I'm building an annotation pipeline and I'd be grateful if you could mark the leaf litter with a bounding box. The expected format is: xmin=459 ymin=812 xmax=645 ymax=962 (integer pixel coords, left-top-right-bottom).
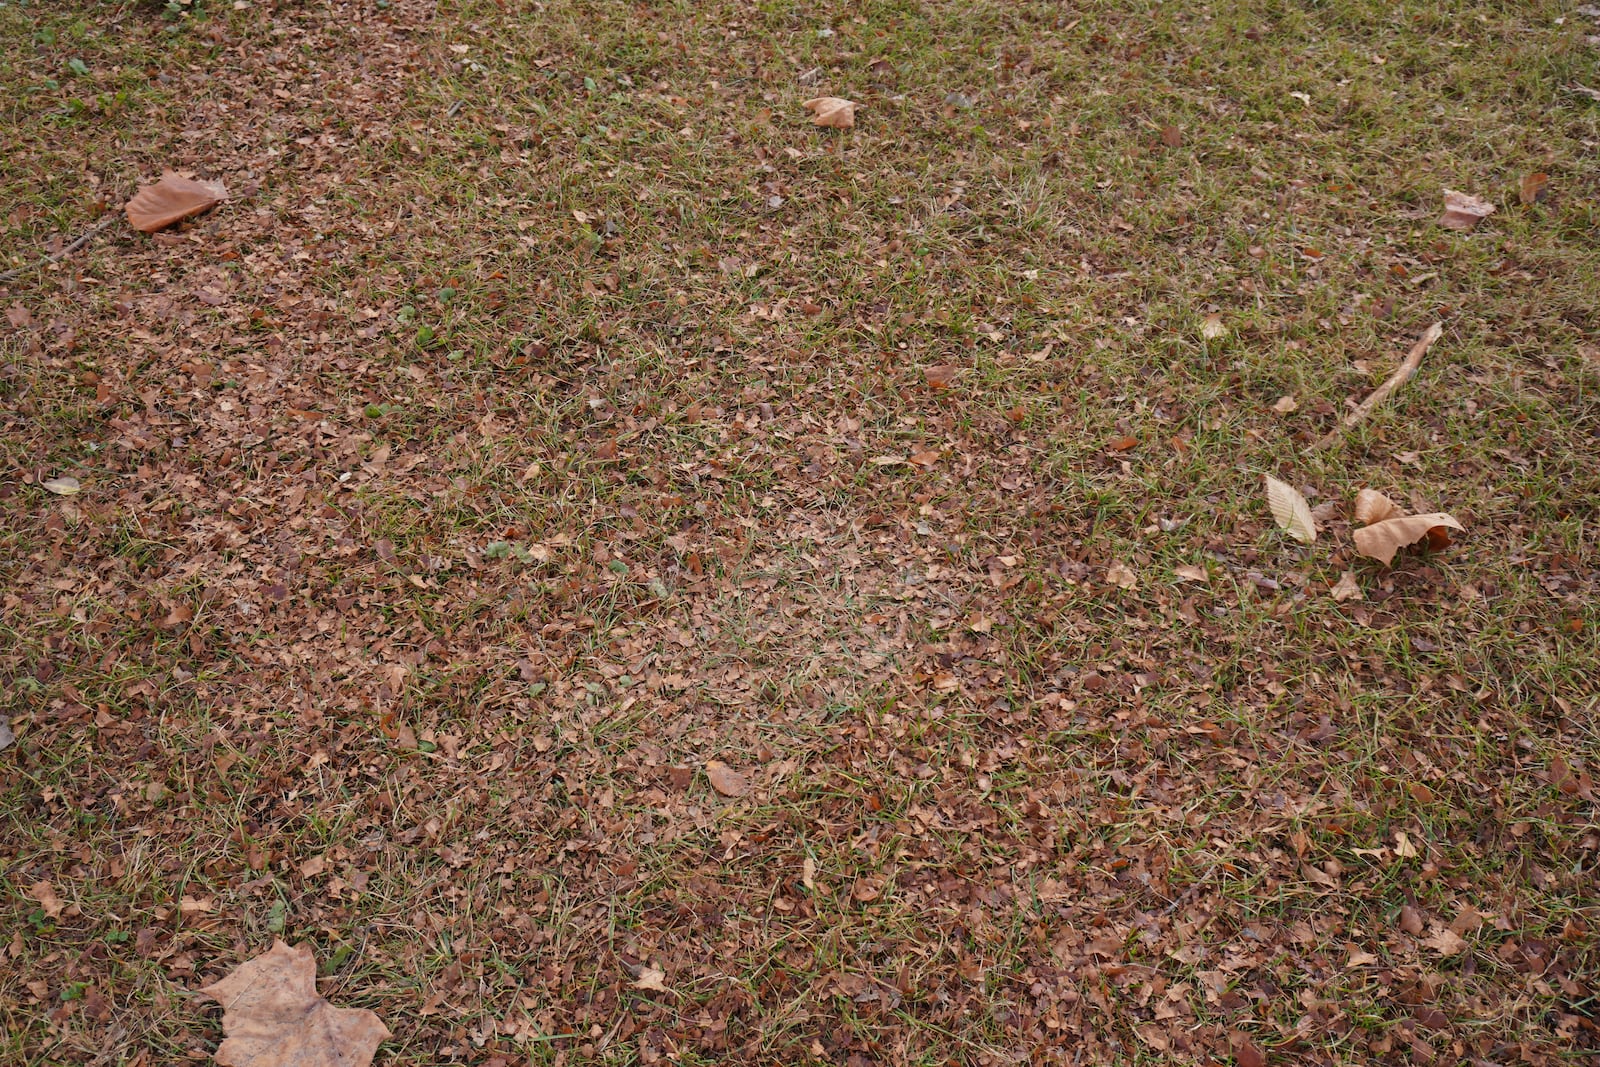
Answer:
xmin=2 ymin=2 xmax=1596 ymax=1066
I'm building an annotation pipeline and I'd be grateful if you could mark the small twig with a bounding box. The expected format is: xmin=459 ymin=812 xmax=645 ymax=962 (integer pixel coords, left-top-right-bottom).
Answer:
xmin=0 ymin=214 xmax=121 ymax=285
xmin=1309 ymin=322 xmax=1443 ymax=452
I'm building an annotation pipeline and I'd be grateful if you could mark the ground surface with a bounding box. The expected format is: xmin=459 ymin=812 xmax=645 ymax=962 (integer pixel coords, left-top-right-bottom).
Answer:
xmin=3 ymin=1 xmax=1599 ymax=1064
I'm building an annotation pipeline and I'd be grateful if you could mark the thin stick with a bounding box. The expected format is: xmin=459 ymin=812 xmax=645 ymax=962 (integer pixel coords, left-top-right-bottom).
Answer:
xmin=0 ymin=214 xmax=121 ymax=285
xmin=1309 ymin=322 xmax=1443 ymax=452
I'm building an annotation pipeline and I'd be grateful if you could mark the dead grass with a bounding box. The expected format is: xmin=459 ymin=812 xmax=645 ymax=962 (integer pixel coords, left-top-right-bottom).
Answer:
xmin=3 ymin=0 xmax=1599 ymax=1064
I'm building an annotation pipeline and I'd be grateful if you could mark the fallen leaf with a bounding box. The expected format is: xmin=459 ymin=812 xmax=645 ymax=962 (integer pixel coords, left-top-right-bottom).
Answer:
xmin=1330 ymin=571 xmax=1362 ymax=602
xmin=1105 ymin=561 xmax=1138 ymax=590
xmin=29 ymin=881 xmax=64 ymax=919
xmin=1230 ymin=1032 xmax=1267 ymax=1067
xmin=801 ymin=855 xmax=816 ymax=890
xmin=1199 ymin=313 xmax=1227 ymax=340
xmin=1438 ymin=189 xmax=1495 ymax=232
xmin=1160 ymin=124 xmax=1182 ymax=147
xmin=633 ymin=964 xmax=669 ymax=992
xmin=1346 ymin=947 xmax=1380 ymax=968
xmin=126 ymin=172 xmax=229 ymax=234
xmin=1353 ymin=513 xmax=1464 ymax=566
xmin=802 ymin=96 xmax=859 ymax=128
xmin=1394 ymin=830 xmax=1419 ymax=858
xmin=42 ymin=476 xmax=81 ymax=496
xmin=1106 ymin=435 xmax=1138 ymax=452
xmin=1519 ymin=172 xmax=1549 ymax=206
xmin=1173 ymin=563 xmax=1208 ymax=583
xmin=199 ymin=940 xmax=389 ymax=1067
xmin=923 ymin=365 xmax=958 ymax=390
xmin=1423 ymin=926 xmax=1468 ymax=956
xmin=1353 ymin=488 xmax=1400 ymax=526
xmin=1398 ymin=905 xmax=1425 ymax=936
xmin=1271 ymin=395 xmax=1298 ymax=414
xmin=705 ymin=760 xmax=750 ymax=797
xmin=907 ymin=449 xmax=941 ymax=467
xmin=1264 ymin=475 xmax=1317 ymax=543
xmin=5 ymin=305 xmax=32 ymax=329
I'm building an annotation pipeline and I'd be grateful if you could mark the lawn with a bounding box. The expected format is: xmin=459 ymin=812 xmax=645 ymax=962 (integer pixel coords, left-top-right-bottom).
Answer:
xmin=2 ymin=0 xmax=1598 ymax=1064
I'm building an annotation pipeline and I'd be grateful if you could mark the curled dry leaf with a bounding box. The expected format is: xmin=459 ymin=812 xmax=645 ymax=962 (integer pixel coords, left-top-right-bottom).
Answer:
xmin=29 ymin=881 xmax=65 ymax=919
xmin=1105 ymin=561 xmax=1138 ymax=590
xmin=1199 ymin=313 xmax=1227 ymax=340
xmin=1353 ymin=489 xmax=1400 ymax=526
xmin=1519 ymin=172 xmax=1549 ymax=206
xmin=1264 ymin=475 xmax=1317 ymax=544
xmin=42 ymin=475 xmax=82 ymax=496
xmin=1330 ymin=571 xmax=1363 ymax=602
xmin=1353 ymin=513 xmax=1464 ymax=566
xmin=632 ymin=964 xmax=669 ymax=992
xmin=1438 ymin=189 xmax=1496 ymax=232
xmin=704 ymin=760 xmax=750 ymax=797
xmin=1271 ymin=395 xmax=1298 ymax=414
xmin=1423 ymin=926 xmax=1469 ymax=956
xmin=802 ymin=96 xmax=859 ymax=128
xmin=199 ymin=940 xmax=389 ymax=1067
xmin=126 ymin=172 xmax=229 ymax=234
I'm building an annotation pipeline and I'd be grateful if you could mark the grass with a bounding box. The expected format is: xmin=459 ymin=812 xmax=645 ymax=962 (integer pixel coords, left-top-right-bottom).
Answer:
xmin=2 ymin=0 xmax=1599 ymax=1063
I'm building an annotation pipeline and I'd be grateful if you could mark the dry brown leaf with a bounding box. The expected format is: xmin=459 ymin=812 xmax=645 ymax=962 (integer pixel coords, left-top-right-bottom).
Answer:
xmin=802 ymin=97 xmax=859 ymax=129
xmin=1271 ymin=395 xmax=1298 ymax=414
xmin=1264 ymin=475 xmax=1317 ymax=544
xmin=1519 ymin=171 xmax=1549 ymax=206
xmin=199 ymin=940 xmax=389 ymax=1067
xmin=42 ymin=476 xmax=82 ymax=496
xmin=126 ymin=172 xmax=229 ymax=234
xmin=1438 ymin=189 xmax=1495 ymax=232
xmin=1353 ymin=513 xmax=1464 ymax=566
xmin=1353 ymin=489 xmax=1400 ymax=526
xmin=633 ymin=964 xmax=669 ymax=992
xmin=705 ymin=760 xmax=750 ymax=797
xmin=1173 ymin=563 xmax=1208 ymax=583
xmin=801 ymin=855 xmax=816 ymax=890
xmin=1330 ymin=571 xmax=1363 ymax=602
xmin=1230 ymin=1032 xmax=1267 ymax=1067
xmin=1423 ymin=926 xmax=1468 ymax=956
xmin=1105 ymin=561 xmax=1138 ymax=590
xmin=1398 ymin=905 xmax=1425 ymax=936
xmin=29 ymin=881 xmax=64 ymax=919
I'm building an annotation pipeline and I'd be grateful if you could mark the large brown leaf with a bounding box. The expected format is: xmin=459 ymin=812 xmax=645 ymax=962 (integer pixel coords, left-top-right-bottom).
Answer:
xmin=1353 ymin=513 xmax=1463 ymax=566
xmin=125 ymin=172 xmax=229 ymax=233
xmin=199 ymin=940 xmax=389 ymax=1067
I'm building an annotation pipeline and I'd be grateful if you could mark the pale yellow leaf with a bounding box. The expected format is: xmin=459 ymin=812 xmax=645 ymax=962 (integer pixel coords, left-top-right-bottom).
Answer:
xmin=1353 ymin=513 xmax=1463 ymax=566
xmin=1264 ymin=475 xmax=1317 ymax=543
xmin=1271 ymin=394 xmax=1298 ymax=414
xmin=1199 ymin=313 xmax=1226 ymax=340
xmin=42 ymin=476 xmax=81 ymax=496
xmin=801 ymin=855 xmax=816 ymax=891
xmin=1173 ymin=564 xmax=1208 ymax=583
